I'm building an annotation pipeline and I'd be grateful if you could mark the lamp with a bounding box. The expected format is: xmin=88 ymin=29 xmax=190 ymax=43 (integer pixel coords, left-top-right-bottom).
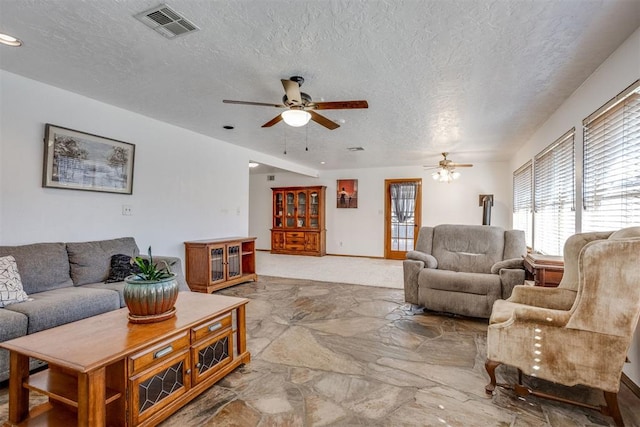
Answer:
xmin=432 ymin=168 xmax=461 ymax=183
xmin=281 ymin=109 xmax=311 ymax=127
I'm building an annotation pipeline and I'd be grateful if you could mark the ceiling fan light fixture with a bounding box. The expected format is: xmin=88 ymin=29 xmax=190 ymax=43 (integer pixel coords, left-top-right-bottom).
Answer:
xmin=281 ymin=109 xmax=311 ymax=127
xmin=432 ymin=168 xmax=461 ymax=182
xmin=0 ymin=33 xmax=22 ymax=47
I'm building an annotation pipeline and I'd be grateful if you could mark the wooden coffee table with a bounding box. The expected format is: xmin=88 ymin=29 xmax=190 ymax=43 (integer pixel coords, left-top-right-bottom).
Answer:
xmin=1 ymin=292 xmax=250 ymax=427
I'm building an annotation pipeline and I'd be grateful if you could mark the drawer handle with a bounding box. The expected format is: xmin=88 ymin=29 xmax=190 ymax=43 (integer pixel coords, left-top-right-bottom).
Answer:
xmin=154 ymin=345 xmax=173 ymax=359
xmin=208 ymin=322 xmax=222 ymax=332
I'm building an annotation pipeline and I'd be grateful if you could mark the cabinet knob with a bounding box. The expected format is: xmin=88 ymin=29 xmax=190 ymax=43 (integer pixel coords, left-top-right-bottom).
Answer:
xmin=186 ymin=369 xmax=191 ymax=374
xmin=196 ymin=362 xmax=202 ymax=368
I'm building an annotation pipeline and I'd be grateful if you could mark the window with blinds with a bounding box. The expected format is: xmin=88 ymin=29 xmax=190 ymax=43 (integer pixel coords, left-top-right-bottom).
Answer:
xmin=583 ymin=80 xmax=640 ymax=231
xmin=513 ymin=161 xmax=532 ymax=248
xmin=533 ymin=129 xmax=575 ymax=255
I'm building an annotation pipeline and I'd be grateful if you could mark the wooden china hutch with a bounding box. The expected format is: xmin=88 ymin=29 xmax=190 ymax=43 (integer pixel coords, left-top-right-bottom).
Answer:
xmin=271 ymin=186 xmax=326 ymax=256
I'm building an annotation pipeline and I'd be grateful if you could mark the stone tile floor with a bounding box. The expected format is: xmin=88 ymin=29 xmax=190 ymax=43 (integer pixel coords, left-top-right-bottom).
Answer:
xmin=1 ymin=276 xmax=639 ymax=426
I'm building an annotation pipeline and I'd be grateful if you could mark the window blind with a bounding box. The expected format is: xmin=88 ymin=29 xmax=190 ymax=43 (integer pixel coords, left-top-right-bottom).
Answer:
xmin=583 ymin=80 xmax=640 ymax=231
xmin=513 ymin=161 xmax=532 ymax=247
xmin=534 ymin=129 xmax=575 ymax=255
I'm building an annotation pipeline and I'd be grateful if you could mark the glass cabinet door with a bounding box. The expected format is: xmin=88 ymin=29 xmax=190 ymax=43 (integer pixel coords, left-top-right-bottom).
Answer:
xmin=274 ymin=192 xmax=283 ymax=228
xmin=309 ymin=191 xmax=319 ymax=229
xmin=297 ymin=191 xmax=307 ymax=227
xmin=286 ymin=192 xmax=295 ymax=227
xmin=210 ymin=246 xmax=225 ymax=282
xmin=227 ymin=244 xmax=241 ymax=279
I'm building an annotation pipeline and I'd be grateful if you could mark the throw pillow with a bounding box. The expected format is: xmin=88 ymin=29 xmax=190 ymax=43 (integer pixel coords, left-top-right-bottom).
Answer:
xmin=0 ymin=255 xmax=29 ymax=307
xmin=105 ymin=254 xmax=142 ymax=283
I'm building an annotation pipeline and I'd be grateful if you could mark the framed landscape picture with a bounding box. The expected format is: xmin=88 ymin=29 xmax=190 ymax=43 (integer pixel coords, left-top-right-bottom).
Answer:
xmin=43 ymin=124 xmax=135 ymax=194
xmin=337 ymin=179 xmax=358 ymax=208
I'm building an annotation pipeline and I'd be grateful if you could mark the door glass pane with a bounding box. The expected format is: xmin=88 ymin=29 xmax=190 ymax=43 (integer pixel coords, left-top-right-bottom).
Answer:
xmin=227 ymin=245 xmax=240 ymax=278
xmin=310 ymin=192 xmax=319 ymax=216
xmin=286 ymin=192 xmax=295 ymax=227
xmin=390 ymin=183 xmax=416 ymax=251
xmin=211 ymin=247 xmax=224 ymax=281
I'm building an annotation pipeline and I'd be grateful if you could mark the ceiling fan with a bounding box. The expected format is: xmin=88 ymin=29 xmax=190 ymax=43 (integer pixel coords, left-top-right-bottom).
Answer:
xmin=424 ymin=153 xmax=473 ymax=182
xmin=223 ymin=76 xmax=368 ymax=130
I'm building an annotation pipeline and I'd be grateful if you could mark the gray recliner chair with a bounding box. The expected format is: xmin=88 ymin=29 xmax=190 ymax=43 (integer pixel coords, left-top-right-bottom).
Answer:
xmin=403 ymin=224 xmax=527 ymax=318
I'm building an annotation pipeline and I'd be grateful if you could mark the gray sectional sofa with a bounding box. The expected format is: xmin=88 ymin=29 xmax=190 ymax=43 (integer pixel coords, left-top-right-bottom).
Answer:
xmin=0 ymin=237 xmax=189 ymax=382
xmin=403 ymin=224 xmax=527 ymax=319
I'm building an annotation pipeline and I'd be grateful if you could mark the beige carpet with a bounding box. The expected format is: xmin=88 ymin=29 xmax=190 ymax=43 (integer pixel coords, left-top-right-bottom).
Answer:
xmin=256 ymin=251 xmax=404 ymax=289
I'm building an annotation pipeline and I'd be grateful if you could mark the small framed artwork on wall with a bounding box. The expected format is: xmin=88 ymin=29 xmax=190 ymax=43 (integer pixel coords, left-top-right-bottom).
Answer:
xmin=42 ymin=124 xmax=135 ymax=194
xmin=337 ymin=179 xmax=358 ymax=208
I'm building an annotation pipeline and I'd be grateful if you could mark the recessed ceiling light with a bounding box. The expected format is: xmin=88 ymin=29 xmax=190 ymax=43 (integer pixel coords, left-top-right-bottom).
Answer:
xmin=223 ymin=125 xmax=234 ymax=130
xmin=0 ymin=33 xmax=22 ymax=47
xmin=320 ymin=161 xmax=326 ymax=165
xmin=249 ymin=162 xmax=259 ymax=168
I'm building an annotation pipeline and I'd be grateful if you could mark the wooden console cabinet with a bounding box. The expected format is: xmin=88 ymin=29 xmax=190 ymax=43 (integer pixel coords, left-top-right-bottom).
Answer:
xmin=271 ymin=186 xmax=326 ymax=256
xmin=184 ymin=237 xmax=257 ymax=293
xmin=524 ymin=253 xmax=564 ymax=287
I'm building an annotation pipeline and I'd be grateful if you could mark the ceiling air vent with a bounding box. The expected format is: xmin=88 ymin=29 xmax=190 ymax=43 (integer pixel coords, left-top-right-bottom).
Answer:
xmin=347 ymin=147 xmax=365 ymax=152
xmin=135 ymin=4 xmax=199 ymax=39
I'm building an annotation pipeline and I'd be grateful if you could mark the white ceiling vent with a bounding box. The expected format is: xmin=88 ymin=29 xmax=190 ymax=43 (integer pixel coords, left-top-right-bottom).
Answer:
xmin=135 ymin=4 xmax=199 ymax=39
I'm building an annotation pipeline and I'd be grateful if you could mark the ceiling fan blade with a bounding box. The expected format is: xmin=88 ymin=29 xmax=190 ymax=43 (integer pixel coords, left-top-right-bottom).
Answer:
xmin=309 ymin=111 xmax=339 ymax=130
xmin=223 ymin=100 xmax=285 ymax=108
xmin=281 ymin=79 xmax=303 ymax=105
xmin=312 ymin=100 xmax=369 ymax=110
xmin=449 ymin=163 xmax=474 ymax=167
xmin=261 ymin=114 xmax=284 ymax=128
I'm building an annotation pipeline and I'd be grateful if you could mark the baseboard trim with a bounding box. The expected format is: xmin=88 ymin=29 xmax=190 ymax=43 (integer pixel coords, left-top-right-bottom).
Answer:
xmin=257 ymin=248 xmax=387 ymax=260
xmin=622 ymin=373 xmax=640 ymax=398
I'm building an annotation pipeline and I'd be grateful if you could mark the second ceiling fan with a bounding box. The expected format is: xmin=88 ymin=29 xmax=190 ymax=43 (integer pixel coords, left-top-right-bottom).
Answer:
xmin=223 ymin=76 xmax=368 ymax=130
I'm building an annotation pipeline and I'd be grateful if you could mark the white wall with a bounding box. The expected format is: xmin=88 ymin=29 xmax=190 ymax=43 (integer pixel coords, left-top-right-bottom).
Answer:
xmin=510 ymin=28 xmax=640 ymax=387
xmin=0 ymin=71 xmax=266 ymax=258
xmin=249 ymin=161 xmax=511 ymax=256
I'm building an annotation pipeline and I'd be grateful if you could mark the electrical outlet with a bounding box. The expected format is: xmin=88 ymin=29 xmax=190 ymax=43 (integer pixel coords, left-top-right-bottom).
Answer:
xmin=122 ymin=205 xmax=133 ymax=216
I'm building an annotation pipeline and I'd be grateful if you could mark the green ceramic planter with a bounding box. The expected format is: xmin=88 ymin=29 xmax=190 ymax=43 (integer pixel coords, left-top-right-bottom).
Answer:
xmin=123 ymin=274 xmax=179 ymax=323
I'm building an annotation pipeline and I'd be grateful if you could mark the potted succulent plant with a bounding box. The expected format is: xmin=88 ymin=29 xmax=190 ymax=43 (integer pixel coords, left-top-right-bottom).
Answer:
xmin=123 ymin=246 xmax=179 ymax=324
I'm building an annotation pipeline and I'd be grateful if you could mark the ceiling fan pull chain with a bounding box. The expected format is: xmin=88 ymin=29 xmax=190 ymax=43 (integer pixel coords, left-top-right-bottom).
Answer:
xmin=283 ymin=126 xmax=287 ymax=155
xmin=305 ymin=126 xmax=309 ymax=152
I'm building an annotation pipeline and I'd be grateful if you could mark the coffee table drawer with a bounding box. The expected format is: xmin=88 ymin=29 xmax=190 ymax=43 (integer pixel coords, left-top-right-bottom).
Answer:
xmin=191 ymin=313 xmax=232 ymax=342
xmin=129 ymin=331 xmax=190 ymax=374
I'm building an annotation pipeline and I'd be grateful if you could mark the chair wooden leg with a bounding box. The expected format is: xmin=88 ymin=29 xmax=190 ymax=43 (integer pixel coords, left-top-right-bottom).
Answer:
xmin=485 ymin=359 xmax=501 ymax=394
xmin=603 ymin=391 xmax=624 ymax=427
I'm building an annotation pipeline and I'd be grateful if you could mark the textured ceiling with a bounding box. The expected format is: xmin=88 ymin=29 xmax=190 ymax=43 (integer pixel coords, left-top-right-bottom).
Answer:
xmin=1 ymin=1 xmax=639 ymax=171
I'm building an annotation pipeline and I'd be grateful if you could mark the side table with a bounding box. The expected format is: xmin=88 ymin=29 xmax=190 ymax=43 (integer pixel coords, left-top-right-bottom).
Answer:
xmin=523 ymin=253 xmax=564 ymax=287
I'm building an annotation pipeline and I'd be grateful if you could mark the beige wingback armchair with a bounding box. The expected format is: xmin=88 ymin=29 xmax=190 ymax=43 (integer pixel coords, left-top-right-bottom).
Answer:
xmin=403 ymin=224 xmax=527 ymax=318
xmin=485 ymin=227 xmax=640 ymax=426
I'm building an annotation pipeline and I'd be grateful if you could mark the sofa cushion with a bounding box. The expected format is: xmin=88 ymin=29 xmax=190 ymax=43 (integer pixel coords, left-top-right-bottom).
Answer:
xmin=84 ymin=281 xmax=126 ymax=307
xmin=105 ymin=254 xmax=141 ymax=283
xmin=0 ymin=242 xmax=73 ymax=294
xmin=0 ymin=255 xmax=30 ymax=307
xmin=608 ymin=226 xmax=640 ymax=240
xmin=419 ymin=268 xmax=502 ymax=296
xmin=0 ymin=308 xmax=28 ymax=342
xmin=67 ymin=237 xmax=139 ymax=286
xmin=431 ymin=225 xmax=505 ymax=273
xmin=4 ymin=286 xmax=120 ymax=334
